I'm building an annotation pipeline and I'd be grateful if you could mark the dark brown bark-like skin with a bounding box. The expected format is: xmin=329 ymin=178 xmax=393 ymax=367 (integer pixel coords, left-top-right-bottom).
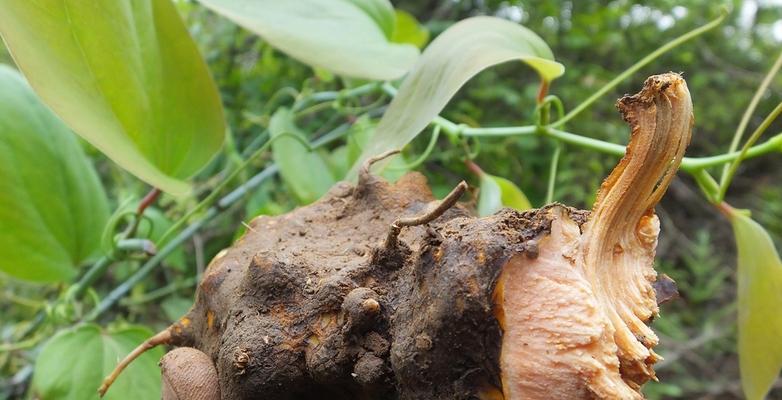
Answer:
xmin=168 ymin=172 xmax=582 ymax=400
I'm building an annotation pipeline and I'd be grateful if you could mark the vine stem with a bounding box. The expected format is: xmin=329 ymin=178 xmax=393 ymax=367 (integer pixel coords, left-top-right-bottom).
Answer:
xmin=551 ymin=9 xmax=727 ymax=128
xmin=717 ymin=101 xmax=782 ymax=201
xmin=681 ymin=133 xmax=782 ymax=171
xmin=0 ymin=335 xmax=42 ymax=353
xmin=292 ymin=82 xmax=380 ymax=112
xmin=450 ymin=120 xmax=782 ymax=173
xmin=124 ymin=188 xmax=161 ymax=238
xmin=85 ymin=124 xmax=350 ymax=321
xmin=719 ymin=50 xmax=782 ymax=184
xmin=692 ymin=169 xmax=721 ymax=204
xmin=157 ymin=132 xmax=310 ymax=246
xmin=119 ymin=276 xmax=198 ymax=306
xmin=388 ymin=125 xmax=441 ymax=171
xmin=545 ymin=143 xmax=562 ymax=204
xmin=85 ymin=211 xmax=215 ymax=321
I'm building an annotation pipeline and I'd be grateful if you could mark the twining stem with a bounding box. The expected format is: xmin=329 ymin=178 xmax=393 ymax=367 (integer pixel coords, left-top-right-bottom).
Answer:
xmin=718 ymin=102 xmax=782 ymax=201
xmin=692 ymin=169 xmax=721 ymax=204
xmin=119 ymin=276 xmax=198 ymax=306
xmin=85 ymin=212 xmax=215 ymax=322
xmin=551 ymin=9 xmax=727 ymax=128
xmin=86 ymin=124 xmax=350 ymax=322
xmin=719 ymin=50 xmax=782 ymax=185
xmin=293 ymin=82 xmax=380 ymax=112
xmin=427 ymin=108 xmax=780 ymax=203
xmin=683 ymin=132 xmax=782 ymax=171
xmin=375 ymin=11 xmax=763 ymax=202
xmin=262 ymin=86 xmax=299 ymax=114
xmin=68 ymin=238 xmax=155 ymax=301
xmin=454 ymin=124 xmax=537 ymax=137
xmin=124 ymin=188 xmax=161 ymax=238
xmin=383 ymin=77 xmax=779 ymax=204
xmin=0 ymin=335 xmax=42 ymax=353
xmin=545 ymin=128 xmax=627 ymax=156
xmin=71 ymin=257 xmax=114 ymax=300
xmin=458 ymin=122 xmax=782 ymax=172
xmin=545 ymin=143 xmax=562 ymax=204
xmin=157 ymin=132 xmax=310 ymax=246
xmin=388 ymin=125 xmax=442 ymax=171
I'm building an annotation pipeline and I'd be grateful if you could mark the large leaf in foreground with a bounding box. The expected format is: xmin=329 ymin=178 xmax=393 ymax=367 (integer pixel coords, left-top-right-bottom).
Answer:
xmin=32 ymin=324 xmax=163 ymax=400
xmin=198 ymin=0 xmax=419 ymax=80
xmin=346 ymin=0 xmax=395 ymax=38
xmin=0 ymin=66 xmax=108 ymax=282
xmin=350 ymin=16 xmax=564 ymax=175
xmin=728 ymin=207 xmax=782 ymax=400
xmin=0 ymin=0 xmax=225 ymax=195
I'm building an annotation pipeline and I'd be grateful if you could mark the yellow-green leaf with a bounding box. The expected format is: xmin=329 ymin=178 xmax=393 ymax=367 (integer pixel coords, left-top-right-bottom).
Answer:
xmin=0 ymin=0 xmax=226 ymax=195
xmin=197 ymin=0 xmax=419 ymax=80
xmin=346 ymin=0 xmax=396 ymax=39
xmin=728 ymin=207 xmax=782 ymax=400
xmin=495 ymin=175 xmax=533 ymax=211
xmin=478 ymin=173 xmax=532 ymax=216
xmin=0 ymin=66 xmax=109 ymax=283
xmin=350 ymin=16 xmax=564 ymax=176
xmin=391 ymin=10 xmax=429 ymax=49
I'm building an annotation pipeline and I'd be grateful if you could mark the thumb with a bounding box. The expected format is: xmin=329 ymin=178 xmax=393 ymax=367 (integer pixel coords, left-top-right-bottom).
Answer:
xmin=160 ymin=347 xmax=220 ymax=400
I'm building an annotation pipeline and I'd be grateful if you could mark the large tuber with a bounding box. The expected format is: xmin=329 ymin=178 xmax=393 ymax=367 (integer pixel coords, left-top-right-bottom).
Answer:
xmin=100 ymin=73 xmax=692 ymax=399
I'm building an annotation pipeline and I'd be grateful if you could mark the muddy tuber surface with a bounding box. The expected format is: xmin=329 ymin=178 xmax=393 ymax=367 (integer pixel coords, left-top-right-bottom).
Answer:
xmin=100 ymin=73 xmax=693 ymax=400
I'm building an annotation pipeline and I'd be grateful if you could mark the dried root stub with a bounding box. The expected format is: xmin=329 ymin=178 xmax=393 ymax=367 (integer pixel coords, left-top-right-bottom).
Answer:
xmin=100 ymin=73 xmax=692 ymax=400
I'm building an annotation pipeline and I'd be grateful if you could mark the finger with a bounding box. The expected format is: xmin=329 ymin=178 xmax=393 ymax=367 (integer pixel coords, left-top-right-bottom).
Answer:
xmin=160 ymin=347 xmax=220 ymax=400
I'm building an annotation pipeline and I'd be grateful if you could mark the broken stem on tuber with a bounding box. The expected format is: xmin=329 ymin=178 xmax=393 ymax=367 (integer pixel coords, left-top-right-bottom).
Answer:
xmin=383 ymin=181 xmax=468 ymax=250
xmin=98 ymin=328 xmax=173 ymax=397
xmin=357 ymin=149 xmax=402 ymax=188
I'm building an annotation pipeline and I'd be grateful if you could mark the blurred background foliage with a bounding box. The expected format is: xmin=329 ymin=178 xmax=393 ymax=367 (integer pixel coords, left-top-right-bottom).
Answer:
xmin=2 ymin=0 xmax=782 ymax=399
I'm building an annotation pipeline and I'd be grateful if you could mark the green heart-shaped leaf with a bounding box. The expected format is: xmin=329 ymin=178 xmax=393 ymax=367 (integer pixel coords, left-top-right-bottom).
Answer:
xmin=351 ymin=16 xmax=564 ymax=175
xmin=270 ymin=108 xmax=336 ymax=204
xmin=728 ymin=207 xmax=782 ymax=400
xmin=0 ymin=0 xmax=226 ymax=195
xmin=32 ymin=324 xmax=164 ymax=400
xmin=197 ymin=0 xmax=419 ymax=81
xmin=0 ymin=66 xmax=109 ymax=283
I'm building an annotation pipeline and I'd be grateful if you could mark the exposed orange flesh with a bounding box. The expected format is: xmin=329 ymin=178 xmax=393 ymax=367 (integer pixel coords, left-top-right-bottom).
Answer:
xmin=496 ymin=73 xmax=693 ymax=399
